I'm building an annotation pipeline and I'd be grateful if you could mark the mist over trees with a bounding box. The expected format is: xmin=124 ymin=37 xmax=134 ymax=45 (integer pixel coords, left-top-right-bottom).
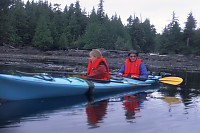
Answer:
xmin=0 ymin=0 xmax=199 ymax=54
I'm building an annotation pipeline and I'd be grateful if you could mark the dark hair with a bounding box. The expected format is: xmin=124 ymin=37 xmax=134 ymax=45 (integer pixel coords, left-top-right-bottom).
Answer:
xmin=128 ymin=50 xmax=138 ymax=56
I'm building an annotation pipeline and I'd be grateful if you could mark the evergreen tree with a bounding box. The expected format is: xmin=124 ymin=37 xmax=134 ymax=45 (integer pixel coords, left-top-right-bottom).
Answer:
xmin=159 ymin=27 xmax=170 ymax=54
xmin=82 ymin=22 xmax=101 ymax=49
xmin=89 ymin=7 xmax=99 ymax=23
xmin=7 ymin=0 xmax=28 ymax=45
xmin=65 ymin=3 xmax=76 ymax=47
xmin=97 ymin=0 xmax=105 ymax=22
xmin=192 ymin=29 xmax=200 ymax=54
xmin=183 ymin=12 xmax=197 ymax=48
xmin=126 ymin=15 xmax=133 ymax=28
xmin=73 ymin=0 xmax=88 ymax=48
xmin=1 ymin=0 xmax=199 ymax=55
xmin=110 ymin=14 xmax=132 ymax=50
xmin=57 ymin=33 xmax=68 ymax=49
xmin=32 ymin=13 xmax=53 ymax=50
xmin=64 ymin=2 xmax=87 ymax=48
xmin=127 ymin=16 xmax=144 ymax=51
xmin=169 ymin=21 xmax=183 ymax=54
xmin=25 ymin=1 xmax=39 ymax=45
xmin=159 ymin=12 xmax=183 ymax=54
xmin=141 ymin=19 xmax=156 ymax=53
xmin=50 ymin=7 xmax=66 ymax=49
xmin=83 ymin=8 xmax=111 ymax=50
xmin=0 ymin=0 xmax=13 ymax=45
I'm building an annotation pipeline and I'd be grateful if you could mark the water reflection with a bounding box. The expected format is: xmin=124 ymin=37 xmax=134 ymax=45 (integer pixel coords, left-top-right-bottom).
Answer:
xmin=85 ymin=92 xmax=149 ymax=127
xmin=85 ymin=91 xmax=151 ymax=127
xmin=0 ymin=86 xmax=160 ymax=129
xmin=0 ymin=95 xmax=88 ymax=128
xmin=158 ymin=71 xmax=200 ymax=110
xmin=122 ymin=92 xmax=147 ymax=121
xmin=159 ymin=97 xmax=181 ymax=105
xmin=86 ymin=100 xmax=108 ymax=128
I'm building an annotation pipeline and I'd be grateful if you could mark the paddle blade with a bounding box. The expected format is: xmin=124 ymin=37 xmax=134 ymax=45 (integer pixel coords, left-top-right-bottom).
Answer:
xmin=160 ymin=97 xmax=181 ymax=104
xmin=159 ymin=77 xmax=183 ymax=85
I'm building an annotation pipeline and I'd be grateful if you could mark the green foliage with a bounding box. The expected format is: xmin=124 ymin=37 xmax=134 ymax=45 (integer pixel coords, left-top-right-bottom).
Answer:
xmin=115 ymin=36 xmax=132 ymax=50
xmin=126 ymin=16 xmax=156 ymax=53
xmin=141 ymin=19 xmax=156 ymax=52
xmin=82 ymin=22 xmax=103 ymax=49
xmin=97 ymin=0 xmax=105 ymax=22
xmin=25 ymin=1 xmax=38 ymax=45
xmin=0 ymin=0 xmax=199 ymax=55
xmin=159 ymin=11 xmax=200 ymax=55
xmin=191 ymin=29 xmax=200 ymax=54
xmin=7 ymin=0 xmax=28 ymax=45
xmin=50 ymin=10 xmax=66 ymax=49
xmin=32 ymin=14 xmax=53 ymax=50
xmin=182 ymin=12 xmax=197 ymax=53
xmin=57 ymin=33 xmax=68 ymax=49
xmin=184 ymin=12 xmax=197 ymax=39
xmin=110 ymin=14 xmax=132 ymax=50
xmin=159 ymin=12 xmax=184 ymax=54
xmin=81 ymin=8 xmax=106 ymax=49
xmin=0 ymin=0 xmax=13 ymax=45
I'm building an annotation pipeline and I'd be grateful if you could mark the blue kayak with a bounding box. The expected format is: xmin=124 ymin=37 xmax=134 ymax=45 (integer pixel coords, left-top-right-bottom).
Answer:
xmin=0 ymin=74 xmax=161 ymax=101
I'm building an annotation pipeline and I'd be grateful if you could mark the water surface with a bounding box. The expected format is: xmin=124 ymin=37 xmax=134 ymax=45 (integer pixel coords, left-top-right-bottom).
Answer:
xmin=0 ymin=65 xmax=200 ymax=133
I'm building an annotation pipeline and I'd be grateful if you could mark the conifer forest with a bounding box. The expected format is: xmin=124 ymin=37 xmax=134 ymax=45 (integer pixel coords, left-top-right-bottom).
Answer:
xmin=0 ymin=0 xmax=200 ymax=54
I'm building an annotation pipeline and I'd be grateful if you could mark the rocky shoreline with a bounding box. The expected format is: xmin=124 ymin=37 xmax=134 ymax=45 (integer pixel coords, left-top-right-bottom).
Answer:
xmin=0 ymin=45 xmax=200 ymax=74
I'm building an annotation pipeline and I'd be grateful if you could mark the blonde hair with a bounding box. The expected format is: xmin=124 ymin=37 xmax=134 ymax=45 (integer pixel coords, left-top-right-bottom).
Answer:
xmin=89 ymin=49 xmax=103 ymax=58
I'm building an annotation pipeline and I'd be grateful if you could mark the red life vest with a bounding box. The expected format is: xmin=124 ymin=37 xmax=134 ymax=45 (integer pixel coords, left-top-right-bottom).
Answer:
xmin=123 ymin=96 xmax=139 ymax=112
xmin=86 ymin=58 xmax=109 ymax=80
xmin=86 ymin=101 xmax=108 ymax=125
xmin=122 ymin=58 xmax=142 ymax=77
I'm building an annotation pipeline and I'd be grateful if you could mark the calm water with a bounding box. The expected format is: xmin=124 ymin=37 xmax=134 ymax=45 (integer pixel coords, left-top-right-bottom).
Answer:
xmin=0 ymin=64 xmax=200 ymax=133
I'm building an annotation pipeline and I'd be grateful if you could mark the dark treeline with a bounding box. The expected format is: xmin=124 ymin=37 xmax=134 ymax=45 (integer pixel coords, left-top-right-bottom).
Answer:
xmin=0 ymin=0 xmax=199 ymax=54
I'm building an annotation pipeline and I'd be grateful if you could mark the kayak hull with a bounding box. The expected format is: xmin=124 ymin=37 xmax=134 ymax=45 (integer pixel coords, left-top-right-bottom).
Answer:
xmin=0 ymin=74 xmax=89 ymax=101
xmin=0 ymin=74 xmax=161 ymax=101
xmin=93 ymin=77 xmax=160 ymax=94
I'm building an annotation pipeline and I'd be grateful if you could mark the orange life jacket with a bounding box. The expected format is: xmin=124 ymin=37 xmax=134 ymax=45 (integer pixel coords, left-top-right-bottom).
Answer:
xmin=122 ymin=58 xmax=142 ymax=77
xmin=86 ymin=58 xmax=109 ymax=80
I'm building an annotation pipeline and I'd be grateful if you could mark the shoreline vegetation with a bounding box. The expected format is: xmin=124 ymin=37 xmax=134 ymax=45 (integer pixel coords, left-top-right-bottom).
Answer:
xmin=0 ymin=0 xmax=200 ymax=56
xmin=0 ymin=45 xmax=199 ymax=74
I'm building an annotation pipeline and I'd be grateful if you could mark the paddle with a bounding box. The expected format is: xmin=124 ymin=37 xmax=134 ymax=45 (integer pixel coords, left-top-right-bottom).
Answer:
xmin=120 ymin=76 xmax=183 ymax=86
xmin=16 ymin=70 xmax=47 ymax=75
xmin=85 ymin=78 xmax=151 ymax=86
xmin=16 ymin=70 xmax=183 ymax=85
xmin=158 ymin=77 xmax=183 ymax=85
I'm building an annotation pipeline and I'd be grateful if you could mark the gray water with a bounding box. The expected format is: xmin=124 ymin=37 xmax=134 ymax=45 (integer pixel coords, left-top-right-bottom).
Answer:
xmin=0 ymin=65 xmax=200 ymax=133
